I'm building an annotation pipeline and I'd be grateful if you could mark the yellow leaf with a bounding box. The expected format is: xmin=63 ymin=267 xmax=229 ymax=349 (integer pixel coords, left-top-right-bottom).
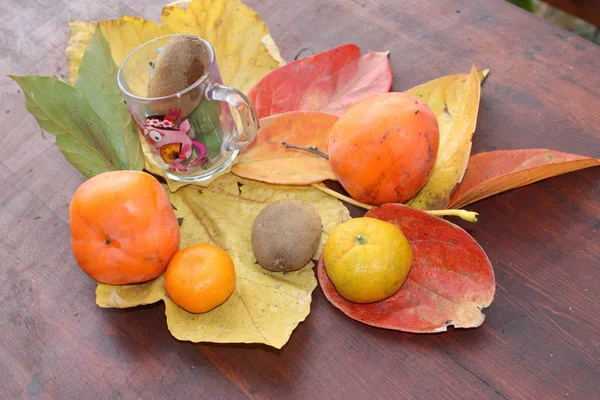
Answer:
xmin=67 ymin=17 xmax=167 ymax=85
xmin=261 ymin=34 xmax=286 ymax=66
xmin=406 ymin=66 xmax=482 ymax=210
xmin=95 ymin=173 xmax=349 ymax=348
xmin=67 ymin=0 xmax=283 ymax=94
xmin=160 ymin=0 xmax=284 ymax=93
xmin=66 ymin=20 xmax=98 ymax=84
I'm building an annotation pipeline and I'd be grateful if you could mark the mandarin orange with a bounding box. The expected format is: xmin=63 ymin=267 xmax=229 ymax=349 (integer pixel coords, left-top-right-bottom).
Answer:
xmin=165 ymin=244 xmax=236 ymax=313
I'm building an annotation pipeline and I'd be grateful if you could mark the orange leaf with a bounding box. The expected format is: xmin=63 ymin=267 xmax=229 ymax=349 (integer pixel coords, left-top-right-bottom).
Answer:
xmin=448 ymin=149 xmax=600 ymax=209
xmin=231 ymin=111 xmax=338 ymax=185
xmin=248 ymin=44 xmax=392 ymax=119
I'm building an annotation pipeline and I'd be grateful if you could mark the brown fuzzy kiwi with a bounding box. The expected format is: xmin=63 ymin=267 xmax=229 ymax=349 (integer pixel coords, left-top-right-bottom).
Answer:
xmin=147 ymin=35 xmax=211 ymax=116
xmin=251 ymin=200 xmax=323 ymax=272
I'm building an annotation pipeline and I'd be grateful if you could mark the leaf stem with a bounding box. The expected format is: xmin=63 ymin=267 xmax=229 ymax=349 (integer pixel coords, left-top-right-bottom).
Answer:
xmin=312 ymin=183 xmax=373 ymax=209
xmin=426 ymin=209 xmax=479 ymax=222
xmin=282 ymin=142 xmax=329 ymax=160
xmin=311 ymin=183 xmax=479 ymax=222
xmin=481 ymin=68 xmax=490 ymax=83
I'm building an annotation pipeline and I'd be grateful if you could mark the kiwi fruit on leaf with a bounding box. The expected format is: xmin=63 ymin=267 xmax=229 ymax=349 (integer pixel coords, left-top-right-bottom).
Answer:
xmin=251 ymin=200 xmax=322 ymax=272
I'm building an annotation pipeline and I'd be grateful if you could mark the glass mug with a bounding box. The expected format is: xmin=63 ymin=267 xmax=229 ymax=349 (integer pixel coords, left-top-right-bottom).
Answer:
xmin=117 ymin=34 xmax=257 ymax=182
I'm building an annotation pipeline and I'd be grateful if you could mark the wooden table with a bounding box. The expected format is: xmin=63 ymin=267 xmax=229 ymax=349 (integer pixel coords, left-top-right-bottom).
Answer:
xmin=1 ymin=0 xmax=599 ymax=398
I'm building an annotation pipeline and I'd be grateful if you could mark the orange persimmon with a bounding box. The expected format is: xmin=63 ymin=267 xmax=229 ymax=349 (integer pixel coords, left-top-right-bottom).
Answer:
xmin=328 ymin=92 xmax=439 ymax=205
xmin=69 ymin=170 xmax=180 ymax=285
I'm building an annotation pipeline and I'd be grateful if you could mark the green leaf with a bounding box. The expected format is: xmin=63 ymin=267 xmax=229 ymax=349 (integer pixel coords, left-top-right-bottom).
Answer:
xmin=10 ymin=27 xmax=144 ymax=178
xmin=507 ymin=0 xmax=534 ymax=12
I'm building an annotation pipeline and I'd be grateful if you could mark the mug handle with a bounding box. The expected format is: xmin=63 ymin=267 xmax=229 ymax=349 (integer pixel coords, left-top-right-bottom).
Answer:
xmin=205 ymin=83 xmax=258 ymax=151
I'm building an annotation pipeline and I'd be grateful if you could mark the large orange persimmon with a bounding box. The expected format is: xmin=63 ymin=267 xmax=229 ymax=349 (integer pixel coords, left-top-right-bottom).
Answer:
xmin=328 ymin=92 xmax=440 ymax=205
xmin=69 ymin=170 xmax=180 ymax=285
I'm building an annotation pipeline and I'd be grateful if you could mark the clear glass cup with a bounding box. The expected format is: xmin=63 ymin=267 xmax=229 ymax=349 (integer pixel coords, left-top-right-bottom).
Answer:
xmin=117 ymin=34 xmax=257 ymax=183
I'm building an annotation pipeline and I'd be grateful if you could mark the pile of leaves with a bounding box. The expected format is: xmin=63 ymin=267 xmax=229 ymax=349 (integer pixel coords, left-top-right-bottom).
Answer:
xmin=12 ymin=0 xmax=599 ymax=348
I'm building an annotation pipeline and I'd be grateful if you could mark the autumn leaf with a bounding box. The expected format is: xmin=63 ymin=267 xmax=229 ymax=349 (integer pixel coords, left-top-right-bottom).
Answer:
xmin=67 ymin=0 xmax=284 ymax=94
xmin=231 ymin=111 xmax=338 ymax=184
xmin=96 ymin=173 xmax=350 ymax=348
xmin=11 ymin=27 xmax=144 ymax=178
xmin=318 ymin=203 xmax=495 ymax=333
xmin=67 ymin=19 xmax=98 ymax=81
xmin=248 ymin=44 xmax=392 ymax=119
xmin=406 ymin=67 xmax=482 ymax=210
xmin=448 ymin=149 xmax=600 ymax=209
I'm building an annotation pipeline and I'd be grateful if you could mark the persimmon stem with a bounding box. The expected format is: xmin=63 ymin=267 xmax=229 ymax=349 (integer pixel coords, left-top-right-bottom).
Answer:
xmin=282 ymin=142 xmax=329 ymax=160
xmin=311 ymin=183 xmax=479 ymax=223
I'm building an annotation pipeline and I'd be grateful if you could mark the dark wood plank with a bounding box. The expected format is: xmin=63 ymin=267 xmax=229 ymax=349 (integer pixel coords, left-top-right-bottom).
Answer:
xmin=1 ymin=0 xmax=599 ymax=399
xmin=543 ymin=0 xmax=600 ymax=27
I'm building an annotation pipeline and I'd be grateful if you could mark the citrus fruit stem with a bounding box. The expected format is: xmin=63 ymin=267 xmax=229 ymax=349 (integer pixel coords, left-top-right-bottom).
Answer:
xmin=354 ymin=234 xmax=368 ymax=245
xmin=311 ymin=183 xmax=478 ymax=222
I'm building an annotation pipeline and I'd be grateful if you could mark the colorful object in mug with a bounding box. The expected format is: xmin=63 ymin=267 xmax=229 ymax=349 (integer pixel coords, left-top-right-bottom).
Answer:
xmin=142 ymin=111 xmax=207 ymax=172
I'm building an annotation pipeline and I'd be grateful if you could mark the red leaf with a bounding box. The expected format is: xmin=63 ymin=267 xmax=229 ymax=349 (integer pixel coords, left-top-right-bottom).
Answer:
xmin=317 ymin=204 xmax=495 ymax=333
xmin=448 ymin=149 xmax=600 ymax=209
xmin=248 ymin=44 xmax=392 ymax=119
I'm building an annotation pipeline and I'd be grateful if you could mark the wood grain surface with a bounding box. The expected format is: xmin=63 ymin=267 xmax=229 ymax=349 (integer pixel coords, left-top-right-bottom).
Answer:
xmin=1 ymin=0 xmax=599 ymax=399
